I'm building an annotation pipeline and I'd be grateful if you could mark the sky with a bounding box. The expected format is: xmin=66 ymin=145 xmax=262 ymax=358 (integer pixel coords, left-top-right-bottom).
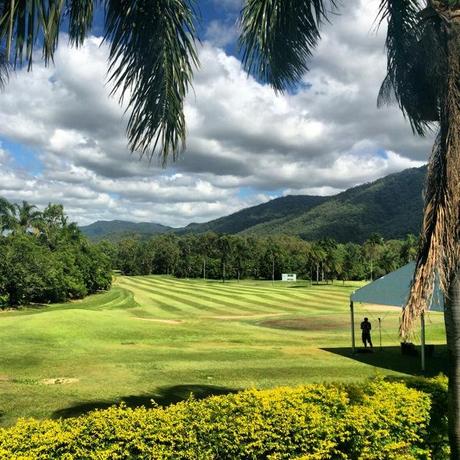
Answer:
xmin=0 ymin=0 xmax=432 ymax=227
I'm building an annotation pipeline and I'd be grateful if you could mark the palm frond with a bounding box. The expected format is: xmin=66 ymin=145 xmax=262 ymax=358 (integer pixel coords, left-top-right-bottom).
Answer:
xmin=239 ymin=0 xmax=337 ymax=92
xmin=0 ymin=0 xmax=66 ymax=69
xmin=104 ymin=0 xmax=199 ymax=164
xmin=377 ymin=0 xmax=446 ymax=135
xmin=66 ymin=0 xmax=94 ymax=47
xmin=0 ymin=45 xmax=8 ymax=88
xmin=402 ymin=23 xmax=460 ymax=336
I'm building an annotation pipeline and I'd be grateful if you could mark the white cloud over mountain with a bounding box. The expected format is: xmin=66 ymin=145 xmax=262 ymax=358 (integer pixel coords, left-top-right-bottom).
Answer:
xmin=0 ymin=0 xmax=429 ymax=226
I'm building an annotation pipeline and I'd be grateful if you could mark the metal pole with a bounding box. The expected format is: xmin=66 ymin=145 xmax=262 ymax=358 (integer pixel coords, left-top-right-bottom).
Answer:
xmin=421 ymin=312 xmax=426 ymax=371
xmin=350 ymin=300 xmax=356 ymax=353
xmin=378 ymin=317 xmax=382 ymax=351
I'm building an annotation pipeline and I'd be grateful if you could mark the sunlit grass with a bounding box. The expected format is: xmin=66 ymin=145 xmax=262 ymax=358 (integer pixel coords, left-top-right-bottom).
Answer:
xmin=0 ymin=276 xmax=446 ymax=426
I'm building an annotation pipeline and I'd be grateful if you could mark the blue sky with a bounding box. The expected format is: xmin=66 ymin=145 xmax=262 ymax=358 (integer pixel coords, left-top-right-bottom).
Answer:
xmin=0 ymin=0 xmax=430 ymax=226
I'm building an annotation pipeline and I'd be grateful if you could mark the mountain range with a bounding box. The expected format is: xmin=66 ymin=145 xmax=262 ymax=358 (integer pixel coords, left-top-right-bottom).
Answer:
xmin=80 ymin=165 xmax=427 ymax=243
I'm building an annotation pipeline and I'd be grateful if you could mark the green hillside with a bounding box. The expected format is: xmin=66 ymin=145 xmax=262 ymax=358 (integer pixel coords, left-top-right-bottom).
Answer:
xmin=80 ymin=220 xmax=173 ymax=241
xmin=178 ymin=195 xmax=327 ymax=235
xmin=243 ymin=166 xmax=426 ymax=242
xmin=80 ymin=166 xmax=427 ymax=243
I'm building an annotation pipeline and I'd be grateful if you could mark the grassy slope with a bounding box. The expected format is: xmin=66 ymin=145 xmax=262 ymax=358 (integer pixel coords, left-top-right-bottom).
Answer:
xmin=0 ymin=276 xmax=446 ymax=426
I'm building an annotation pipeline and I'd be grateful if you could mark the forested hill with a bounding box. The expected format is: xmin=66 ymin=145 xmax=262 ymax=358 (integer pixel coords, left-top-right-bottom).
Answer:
xmin=81 ymin=166 xmax=427 ymax=243
xmin=178 ymin=195 xmax=328 ymax=235
xmin=80 ymin=220 xmax=172 ymax=241
xmin=241 ymin=166 xmax=426 ymax=242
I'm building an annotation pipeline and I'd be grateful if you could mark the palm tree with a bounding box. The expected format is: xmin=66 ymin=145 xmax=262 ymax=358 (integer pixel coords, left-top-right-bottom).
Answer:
xmin=14 ymin=200 xmax=42 ymax=233
xmin=237 ymin=0 xmax=460 ymax=456
xmin=0 ymin=196 xmax=15 ymax=232
xmin=0 ymin=0 xmax=199 ymax=163
xmin=0 ymin=197 xmax=42 ymax=233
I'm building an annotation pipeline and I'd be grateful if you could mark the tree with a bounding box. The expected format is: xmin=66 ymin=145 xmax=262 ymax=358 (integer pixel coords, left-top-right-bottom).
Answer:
xmin=238 ymin=0 xmax=460 ymax=455
xmin=216 ymin=235 xmax=233 ymax=283
xmin=401 ymin=233 xmax=419 ymax=263
xmin=0 ymin=198 xmax=42 ymax=234
xmin=0 ymin=197 xmax=16 ymax=233
xmin=14 ymin=201 xmax=43 ymax=233
xmin=310 ymin=242 xmax=326 ymax=284
xmin=363 ymin=233 xmax=384 ymax=281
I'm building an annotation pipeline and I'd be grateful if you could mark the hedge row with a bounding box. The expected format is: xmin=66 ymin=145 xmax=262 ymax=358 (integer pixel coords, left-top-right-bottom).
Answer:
xmin=0 ymin=380 xmax=436 ymax=459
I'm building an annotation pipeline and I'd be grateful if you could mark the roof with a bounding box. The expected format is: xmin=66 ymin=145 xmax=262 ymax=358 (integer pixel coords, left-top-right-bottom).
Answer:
xmin=350 ymin=262 xmax=444 ymax=312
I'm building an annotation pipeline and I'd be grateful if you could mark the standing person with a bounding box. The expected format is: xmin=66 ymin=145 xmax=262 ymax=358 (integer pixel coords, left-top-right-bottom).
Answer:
xmin=360 ymin=317 xmax=373 ymax=348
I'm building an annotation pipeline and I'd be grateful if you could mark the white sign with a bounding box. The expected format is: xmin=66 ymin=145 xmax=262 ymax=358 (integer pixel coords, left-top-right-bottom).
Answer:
xmin=282 ymin=273 xmax=297 ymax=282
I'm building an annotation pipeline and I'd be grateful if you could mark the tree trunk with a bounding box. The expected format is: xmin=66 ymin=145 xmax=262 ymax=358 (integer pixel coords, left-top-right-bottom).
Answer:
xmin=203 ymin=258 xmax=206 ymax=280
xmin=446 ymin=273 xmax=460 ymax=458
xmin=444 ymin=15 xmax=460 ymax=460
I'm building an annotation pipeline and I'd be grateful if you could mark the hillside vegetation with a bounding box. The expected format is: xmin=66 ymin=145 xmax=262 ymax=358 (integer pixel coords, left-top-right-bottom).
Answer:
xmin=243 ymin=167 xmax=426 ymax=242
xmin=81 ymin=166 xmax=427 ymax=243
xmin=80 ymin=220 xmax=172 ymax=242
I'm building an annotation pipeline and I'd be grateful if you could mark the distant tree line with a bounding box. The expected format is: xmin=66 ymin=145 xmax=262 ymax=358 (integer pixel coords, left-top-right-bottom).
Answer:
xmin=0 ymin=198 xmax=112 ymax=308
xmin=107 ymin=232 xmax=419 ymax=283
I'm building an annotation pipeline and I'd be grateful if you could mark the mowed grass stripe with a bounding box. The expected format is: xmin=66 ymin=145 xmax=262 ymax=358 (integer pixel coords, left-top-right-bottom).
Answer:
xmin=136 ymin=278 xmax=303 ymax=315
xmin=153 ymin=277 xmax=350 ymax=308
xmin=146 ymin=278 xmax=348 ymax=315
xmin=141 ymin=278 xmax=347 ymax=317
xmin=132 ymin=278 xmax=285 ymax=313
xmin=122 ymin=277 xmax=251 ymax=315
xmin=158 ymin=276 xmax=356 ymax=300
xmin=119 ymin=278 xmax=241 ymax=316
xmin=126 ymin=277 xmax=281 ymax=316
xmin=114 ymin=280 xmax=186 ymax=316
xmin=117 ymin=277 xmax=206 ymax=315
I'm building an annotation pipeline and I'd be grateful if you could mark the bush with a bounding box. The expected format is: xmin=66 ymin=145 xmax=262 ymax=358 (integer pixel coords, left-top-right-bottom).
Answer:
xmin=0 ymin=381 xmax=431 ymax=459
xmin=386 ymin=375 xmax=448 ymax=460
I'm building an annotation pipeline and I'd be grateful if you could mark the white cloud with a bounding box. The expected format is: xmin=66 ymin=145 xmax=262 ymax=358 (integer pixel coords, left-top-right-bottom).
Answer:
xmin=0 ymin=0 xmax=433 ymax=227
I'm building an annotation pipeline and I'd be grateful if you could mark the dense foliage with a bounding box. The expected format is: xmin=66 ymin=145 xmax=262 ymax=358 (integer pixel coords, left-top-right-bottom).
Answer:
xmin=0 ymin=380 xmax=435 ymax=459
xmin=0 ymin=199 xmax=112 ymax=307
xmin=110 ymin=231 xmax=418 ymax=283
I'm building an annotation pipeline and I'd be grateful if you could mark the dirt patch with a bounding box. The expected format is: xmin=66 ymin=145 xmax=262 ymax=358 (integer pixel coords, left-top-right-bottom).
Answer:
xmin=133 ymin=318 xmax=182 ymax=324
xmin=258 ymin=317 xmax=346 ymax=331
xmin=209 ymin=313 xmax=284 ymax=320
xmin=0 ymin=375 xmax=10 ymax=382
xmin=42 ymin=378 xmax=79 ymax=385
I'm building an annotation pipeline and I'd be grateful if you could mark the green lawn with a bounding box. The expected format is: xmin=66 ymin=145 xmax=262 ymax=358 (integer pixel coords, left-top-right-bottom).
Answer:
xmin=0 ymin=276 xmax=447 ymax=426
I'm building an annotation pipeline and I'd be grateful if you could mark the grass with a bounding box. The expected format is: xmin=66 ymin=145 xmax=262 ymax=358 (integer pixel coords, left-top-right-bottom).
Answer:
xmin=0 ymin=276 xmax=447 ymax=426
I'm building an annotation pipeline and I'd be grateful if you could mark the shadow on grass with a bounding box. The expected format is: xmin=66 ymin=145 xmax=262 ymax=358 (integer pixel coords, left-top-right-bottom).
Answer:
xmin=322 ymin=345 xmax=448 ymax=377
xmin=52 ymin=384 xmax=238 ymax=420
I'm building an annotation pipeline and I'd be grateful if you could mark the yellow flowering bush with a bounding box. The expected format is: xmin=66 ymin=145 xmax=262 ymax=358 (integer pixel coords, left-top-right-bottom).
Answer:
xmin=0 ymin=381 xmax=432 ymax=459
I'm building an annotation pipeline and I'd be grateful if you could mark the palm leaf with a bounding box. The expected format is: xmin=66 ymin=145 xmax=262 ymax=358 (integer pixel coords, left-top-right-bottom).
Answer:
xmin=377 ymin=0 xmax=446 ymax=135
xmin=239 ymin=0 xmax=337 ymax=92
xmin=104 ymin=0 xmax=199 ymax=164
xmin=66 ymin=0 xmax=94 ymax=47
xmin=0 ymin=0 xmax=66 ymax=68
xmin=402 ymin=13 xmax=460 ymax=335
xmin=0 ymin=45 xmax=8 ymax=87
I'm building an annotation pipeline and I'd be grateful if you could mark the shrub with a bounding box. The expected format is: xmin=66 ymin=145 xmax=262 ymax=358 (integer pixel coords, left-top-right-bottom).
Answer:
xmin=386 ymin=375 xmax=448 ymax=460
xmin=0 ymin=381 xmax=432 ymax=459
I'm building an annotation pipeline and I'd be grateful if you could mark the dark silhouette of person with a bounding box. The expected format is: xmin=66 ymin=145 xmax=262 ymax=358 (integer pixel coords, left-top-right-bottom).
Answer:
xmin=360 ymin=317 xmax=373 ymax=348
